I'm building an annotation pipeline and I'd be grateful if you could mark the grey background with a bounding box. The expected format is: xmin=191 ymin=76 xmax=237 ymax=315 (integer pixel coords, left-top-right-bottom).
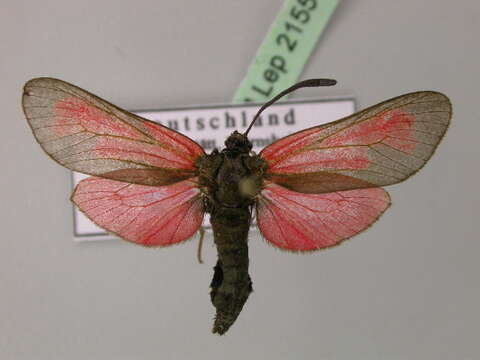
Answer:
xmin=1 ymin=1 xmax=478 ymax=359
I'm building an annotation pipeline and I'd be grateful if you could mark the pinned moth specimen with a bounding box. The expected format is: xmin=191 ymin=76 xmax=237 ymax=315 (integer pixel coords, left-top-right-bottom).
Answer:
xmin=22 ymin=78 xmax=451 ymax=334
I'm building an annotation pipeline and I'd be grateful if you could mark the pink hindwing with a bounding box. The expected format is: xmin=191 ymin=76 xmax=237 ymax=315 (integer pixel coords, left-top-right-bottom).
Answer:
xmin=72 ymin=177 xmax=204 ymax=246
xmin=256 ymin=181 xmax=390 ymax=251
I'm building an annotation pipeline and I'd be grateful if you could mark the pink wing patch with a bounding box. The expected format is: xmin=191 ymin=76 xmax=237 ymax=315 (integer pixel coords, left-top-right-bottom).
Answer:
xmin=322 ymin=109 xmax=416 ymax=153
xmin=264 ymin=109 xmax=415 ymax=175
xmin=262 ymin=109 xmax=416 ymax=172
xmin=256 ymin=182 xmax=390 ymax=251
xmin=53 ymin=96 xmax=203 ymax=169
xmin=72 ymin=177 xmax=204 ymax=247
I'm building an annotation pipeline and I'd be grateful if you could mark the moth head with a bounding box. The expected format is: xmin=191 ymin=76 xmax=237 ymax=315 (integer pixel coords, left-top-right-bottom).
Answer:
xmin=225 ymin=131 xmax=252 ymax=153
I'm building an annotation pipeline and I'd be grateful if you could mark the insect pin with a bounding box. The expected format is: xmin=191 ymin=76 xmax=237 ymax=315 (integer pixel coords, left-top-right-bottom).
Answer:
xmin=22 ymin=78 xmax=451 ymax=334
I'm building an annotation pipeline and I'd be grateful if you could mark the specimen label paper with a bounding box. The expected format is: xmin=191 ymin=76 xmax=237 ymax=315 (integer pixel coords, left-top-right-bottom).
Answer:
xmin=232 ymin=0 xmax=339 ymax=103
xmin=72 ymin=98 xmax=354 ymax=240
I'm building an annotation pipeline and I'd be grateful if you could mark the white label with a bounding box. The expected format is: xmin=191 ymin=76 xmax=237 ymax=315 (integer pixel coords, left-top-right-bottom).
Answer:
xmin=72 ymin=98 xmax=355 ymax=241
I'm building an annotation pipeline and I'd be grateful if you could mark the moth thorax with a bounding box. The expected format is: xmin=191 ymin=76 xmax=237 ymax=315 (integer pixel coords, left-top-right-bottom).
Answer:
xmin=225 ymin=131 xmax=252 ymax=153
xmin=239 ymin=176 xmax=262 ymax=198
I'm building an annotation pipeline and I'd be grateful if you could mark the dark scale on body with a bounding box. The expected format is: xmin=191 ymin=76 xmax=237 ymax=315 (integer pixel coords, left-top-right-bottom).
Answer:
xmin=197 ymin=131 xmax=267 ymax=334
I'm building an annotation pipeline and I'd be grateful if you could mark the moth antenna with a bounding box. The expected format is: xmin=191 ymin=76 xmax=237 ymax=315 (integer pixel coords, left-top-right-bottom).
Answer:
xmin=243 ymin=78 xmax=337 ymax=136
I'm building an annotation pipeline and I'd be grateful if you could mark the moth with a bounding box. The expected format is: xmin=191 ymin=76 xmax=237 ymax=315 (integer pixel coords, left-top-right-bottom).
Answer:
xmin=22 ymin=78 xmax=451 ymax=334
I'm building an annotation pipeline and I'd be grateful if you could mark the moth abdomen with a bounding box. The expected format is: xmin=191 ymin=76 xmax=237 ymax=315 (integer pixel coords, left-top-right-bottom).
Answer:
xmin=210 ymin=207 xmax=252 ymax=335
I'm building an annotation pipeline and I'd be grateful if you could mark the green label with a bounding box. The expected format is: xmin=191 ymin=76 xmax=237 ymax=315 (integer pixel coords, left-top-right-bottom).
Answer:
xmin=232 ymin=0 xmax=338 ymax=103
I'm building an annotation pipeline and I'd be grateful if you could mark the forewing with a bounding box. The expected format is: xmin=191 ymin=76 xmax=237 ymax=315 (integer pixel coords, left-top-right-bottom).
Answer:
xmin=71 ymin=177 xmax=204 ymax=247
xmin=256 ymin=181 xmax=390 ymax=251
xmin=22 ymin=78 xmax=205 ymax=186
xmin=260 ymin=91 xmax=451 ymax=193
